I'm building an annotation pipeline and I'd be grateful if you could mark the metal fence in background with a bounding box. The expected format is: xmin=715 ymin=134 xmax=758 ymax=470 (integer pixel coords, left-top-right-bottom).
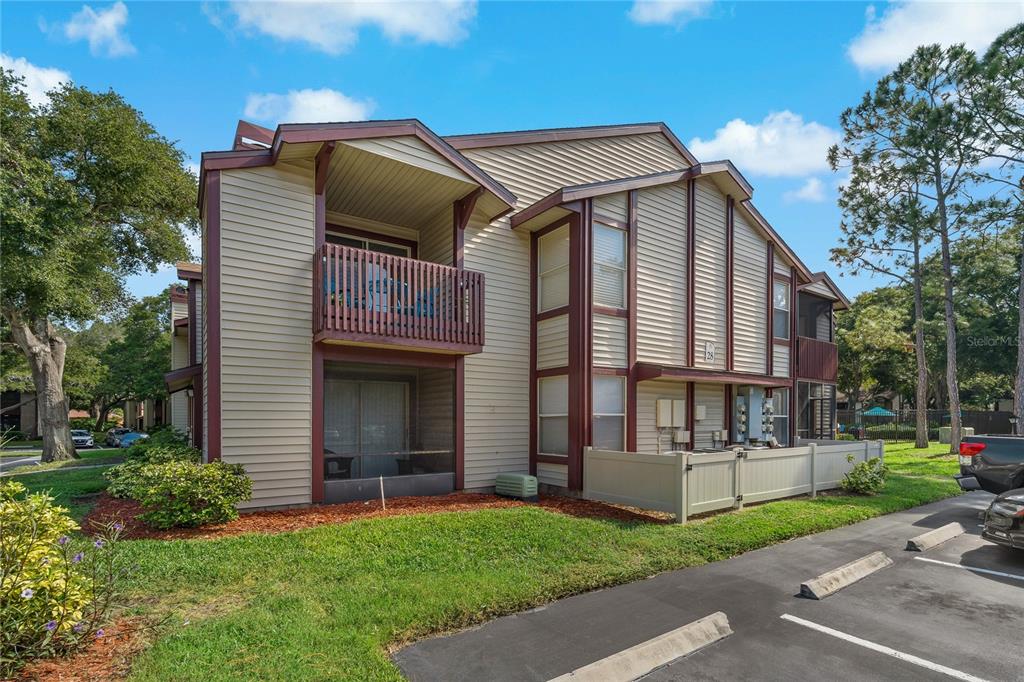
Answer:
xmin=836 ymin=408 xmax=1015 ymax=442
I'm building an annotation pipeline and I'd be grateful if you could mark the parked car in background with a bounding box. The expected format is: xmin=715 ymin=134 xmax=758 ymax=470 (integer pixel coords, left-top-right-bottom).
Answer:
xmin=956 ymin=435 xmax=1024 ymax=494
xmin=982 ymin=488 xmax=1024 ymax=550
xmin=118 ymin=432 xmax=149 ymax=449
xmin=70 ymin=429 xmax=94 ymax=449
xmin=106 ymin=427 xmax=131 ymax=447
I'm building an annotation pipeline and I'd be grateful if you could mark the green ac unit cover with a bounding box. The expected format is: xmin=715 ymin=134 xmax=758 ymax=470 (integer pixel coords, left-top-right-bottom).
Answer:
xmin=495 ymin=473 xmax=538 ymax=499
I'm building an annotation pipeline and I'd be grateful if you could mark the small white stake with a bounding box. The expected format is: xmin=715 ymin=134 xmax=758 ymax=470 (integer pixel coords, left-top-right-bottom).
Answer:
xmin=379 ymin=474 xmax=386 ymax=511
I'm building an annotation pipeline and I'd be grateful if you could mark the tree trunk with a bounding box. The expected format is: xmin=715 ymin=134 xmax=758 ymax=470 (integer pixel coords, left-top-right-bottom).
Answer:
xmin=4 ymin=313 xmax=78 ymax=462
xmin=1016 ymin=222 xmax=1024 ymax=436
xmin=934 ymin=173 xmax=962 ymax=454
xmin=912 ymin=236 xmax=929 ymax=448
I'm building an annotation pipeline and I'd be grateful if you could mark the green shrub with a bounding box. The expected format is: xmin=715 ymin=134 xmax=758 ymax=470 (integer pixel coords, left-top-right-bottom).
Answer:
xmin=69 ymin=418 xmax=118 ymax=432
xmin=840 ymin=455 xmax=889 ymax=495
xmin=835 ymin=433 xmax=857 ymax=441
xmin=130 ymin=461 xmax=252 ymax=529
xmin=0 ymin=481 xmax=127 ymax=677
xmin=105 ymin=444 xmax=201 ymax=499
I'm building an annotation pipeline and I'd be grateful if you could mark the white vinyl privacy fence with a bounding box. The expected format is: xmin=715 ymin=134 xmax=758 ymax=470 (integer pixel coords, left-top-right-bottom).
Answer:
xmin=583 ymin=440 xmax=884 ymax=523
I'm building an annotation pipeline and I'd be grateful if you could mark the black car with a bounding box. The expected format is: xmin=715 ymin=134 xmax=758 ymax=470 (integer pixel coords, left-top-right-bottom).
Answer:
xmin=955 ymin=435 xmax=1024 ymax=494
xmin=981 ymin=488 xmax=1024 ymax=550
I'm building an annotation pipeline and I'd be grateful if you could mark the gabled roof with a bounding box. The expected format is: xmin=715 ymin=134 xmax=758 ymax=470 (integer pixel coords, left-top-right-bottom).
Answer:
xmin=200 ymin=119 xmax=517 ymax=217
xmin=799 ymin=271 xmax=851 ymax=309
xmin=176 ymin=262 xmax=202 ymax=281
xmin=444 ymin=122 xmax=698 ymax=166
xmin=511 ymin=169 xmax=691 ymax=231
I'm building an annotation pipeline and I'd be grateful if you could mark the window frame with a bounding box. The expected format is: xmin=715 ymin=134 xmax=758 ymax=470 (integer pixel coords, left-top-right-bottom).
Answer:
xmin=326 ymin=230 xmax=413 ymax=257
xmin=537 ymin=226 xmax=570 ymax=313
xmin=592 ymin=375 xmax=626 ymax=451
xmin=592 ymin=221 xmax=628 ymax=310
xmin=537 ymin=374 xmax=569 ymax=456
xmin=773 ymin=279 xmax=791 ymax=340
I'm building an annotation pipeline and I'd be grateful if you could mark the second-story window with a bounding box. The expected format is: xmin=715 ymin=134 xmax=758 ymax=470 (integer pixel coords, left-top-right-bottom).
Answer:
xmin=593 ymin=223 xmax=626 ymax=308
xmin=773 ymin=280 xmax=790 ymax=339
xmin=538 ymin=226 xmax=570 ymax=312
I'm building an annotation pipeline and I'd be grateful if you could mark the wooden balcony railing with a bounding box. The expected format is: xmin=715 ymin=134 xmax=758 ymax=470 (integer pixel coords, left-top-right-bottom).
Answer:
xmin=314 ymin=244 xmax=485 ymax=353
xmin=797 ymin=335 xmax=838 ymax=383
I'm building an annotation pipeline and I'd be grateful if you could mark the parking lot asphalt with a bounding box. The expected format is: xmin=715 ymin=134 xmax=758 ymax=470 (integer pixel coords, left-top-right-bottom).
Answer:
xmin=394 ymin=492 xmax=1024 ymax=682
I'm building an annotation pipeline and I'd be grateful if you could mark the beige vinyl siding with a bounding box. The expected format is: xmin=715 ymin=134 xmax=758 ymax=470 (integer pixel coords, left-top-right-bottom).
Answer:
xmin=593 ymin=191 xmax=628 ymax=222
xmin=220 ymin=162 xmax=314 ymax=508
xmin=462 ymin=213 xmax=532 ymax=489
xmin=461 ymin=133 xmax=689 ymax=207
xmin=537 ymin=315 xmax=569 ymax=370
xmin=732 ymin=212 xmax=768 ymax=374
xmin=170 ymin=334 xmax=189 ymax=435
xmin=171 ymin=298 xmax=188 ymax=325
xmin=342 ymin=136 xmax=472 ymax=183
xmin=636 ymin=380 xmax=687 ymax=454
xmin=537 ymin=461 xmax=568 ymax=488
xmin=456 ymin=133 xmax=687 ymax=489
xmin=773 ymin=344 xmax=790 ymax=378
xmin=416 ymin=204 xmax=452 ymax=266
xmin=816 ymin=308 xmax=833 ymax=341
xmin=774 ymin=253 xmax=791 ymax=277
xmin=693 ymin=382 xmax=726 ymax=449
xmin=592 ymin=314 xmax=627 ymax=368
xmin=635 ymin=183 xmax=687 ymax=366
xmin=803 ymin=280 xmax=837 ymax=300
xmin=692 ymin=179 xmax=728 ymax=370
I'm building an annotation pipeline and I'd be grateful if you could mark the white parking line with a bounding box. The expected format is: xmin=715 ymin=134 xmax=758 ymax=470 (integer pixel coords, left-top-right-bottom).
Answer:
xmin=913 ymin=556 xmax=1024 ymax=582
xmin=779 ymin=614 xmax=991 ymax=682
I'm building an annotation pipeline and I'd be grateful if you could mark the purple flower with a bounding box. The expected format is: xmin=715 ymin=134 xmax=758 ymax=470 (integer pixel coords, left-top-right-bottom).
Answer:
xmin=72 ymin=622 xmax=85 ymax=633
xmin=113 ymin=521 xmax=124 ymax=531
xmin=72 ymin=552 xmax=84 ymax=564
xmin=93 ymin=539 xmax=105 ymax=549
xmin=58 ymin=536 xmax=69 ymax=546
xmin=45 ymin=621 xmax=57 ymax=631
xmin=95 ymin=629 xmax=104 ymax=638
xmin=21 ymin=588 xmax=34 ymax=598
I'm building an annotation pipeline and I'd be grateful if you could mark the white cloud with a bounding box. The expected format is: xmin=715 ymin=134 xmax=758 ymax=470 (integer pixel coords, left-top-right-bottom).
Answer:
xmin=63 ymin=1 xmax=136 ymax=57
xmin=244 ymin=88 xmax=375 ymax=124
xmin=688 ymin=111 xmax=840 ymax=177
xmin=848 ymin=1 xmax=1024 ymax=71
xmin=0 ymin=54 xmax=70 ymax=106
xmin=225 ymin=0 xmax=477 ymax=55
xmin=628 ymin=0 xmax=713 ymax=26
xmin=784 ymin=177 xmax=827 ymax=203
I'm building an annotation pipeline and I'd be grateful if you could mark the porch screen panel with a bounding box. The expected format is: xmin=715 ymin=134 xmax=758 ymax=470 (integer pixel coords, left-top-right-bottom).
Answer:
xmin=324 ymin=380 xmax=359 ymax=456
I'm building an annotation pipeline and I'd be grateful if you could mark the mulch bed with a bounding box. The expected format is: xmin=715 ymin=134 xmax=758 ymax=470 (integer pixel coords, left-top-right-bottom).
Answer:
xmin=81 ymin=491 xmax=669 ymax=540
xmin=17 ymin=618 xmax=148 ymax=682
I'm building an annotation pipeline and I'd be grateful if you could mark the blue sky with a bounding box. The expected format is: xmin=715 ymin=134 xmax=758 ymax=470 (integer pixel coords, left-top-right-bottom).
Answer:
xmin=3 ymin=1 xmax=1021 ymax=301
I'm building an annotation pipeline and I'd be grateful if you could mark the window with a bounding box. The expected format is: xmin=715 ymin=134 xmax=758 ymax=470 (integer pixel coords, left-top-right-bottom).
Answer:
xmin=592 ymin=375 xmax=625 ymax=451
xmin=593 ymin=224 xmax=626 ymax=308
xmin=538 ymin=227 xmax=570 ymax=312
xmin=326 ymin=232 xmax=411 ymax=257
xmin=538 ymin=375 xmax=569 ymax=455
xmin=772 ymin=389 xmax=789 ymax=446
xmin=773 ymin=280 xmax=790 ymax=339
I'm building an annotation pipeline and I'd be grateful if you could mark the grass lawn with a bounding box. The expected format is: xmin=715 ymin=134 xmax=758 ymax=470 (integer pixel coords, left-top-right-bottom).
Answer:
xmin=9 ymin=465 xmax=112 ymax=520
xmin=4 ymin=448 xmax=124 ymax=476
xmin=10 ymin=443 xmax=962 ymax=680
xmin=114 ymin=443 xmax=957 ymax=681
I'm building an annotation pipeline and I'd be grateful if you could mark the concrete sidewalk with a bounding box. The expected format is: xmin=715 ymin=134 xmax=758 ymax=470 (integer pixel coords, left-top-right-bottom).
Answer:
xmin=394 ymin=492 xmax=1023 ymax=681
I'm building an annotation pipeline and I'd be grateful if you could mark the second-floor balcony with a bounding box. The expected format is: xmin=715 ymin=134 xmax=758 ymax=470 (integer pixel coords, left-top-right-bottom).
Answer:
xmin=796 ymin=335 xmax=838 ymax=383
xmin=314 ymin=244 xmax=485 ymax=354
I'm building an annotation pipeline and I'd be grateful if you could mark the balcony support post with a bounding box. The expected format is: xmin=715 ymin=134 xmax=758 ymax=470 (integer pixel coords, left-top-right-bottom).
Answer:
xmin=451 ymin=188 xmax=481 ymax=491
xmin=311 ymin=142 xmax=333 ymax=505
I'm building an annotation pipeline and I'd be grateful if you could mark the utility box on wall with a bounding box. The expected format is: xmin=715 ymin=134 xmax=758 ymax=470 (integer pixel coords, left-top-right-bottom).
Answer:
xmin=656 ymin=399 xmax=686 ymax=428
xmin=735 ymin=387 xmax=767 ymax=443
